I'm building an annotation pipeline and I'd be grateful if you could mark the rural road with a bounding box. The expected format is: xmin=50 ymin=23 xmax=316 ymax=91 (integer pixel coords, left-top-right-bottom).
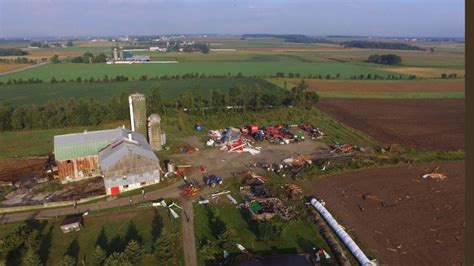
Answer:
xmin=181 ymin=199 xmax=198 ymax=266
xmin=0 ymin=62 xmax=49 ymax=77
xmin=0 ymin=179 xmax=185 ymax=223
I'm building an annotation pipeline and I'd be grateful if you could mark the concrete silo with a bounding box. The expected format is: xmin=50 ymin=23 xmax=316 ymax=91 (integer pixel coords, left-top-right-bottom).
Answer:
xmin=113 ymin=48 xmax=118 ymax=61
xmin=119 ymin=47 xmax=124 ymax=60
xmin=128 ymin=93 xmax=147 ymax=137
xmin=148 ymin=114 xmax=166 ymax=151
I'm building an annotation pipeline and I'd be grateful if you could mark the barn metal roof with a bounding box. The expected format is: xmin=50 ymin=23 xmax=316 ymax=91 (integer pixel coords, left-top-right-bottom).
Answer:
xmin=99 ymin=135 xmax=158 ymax=170
xmin=54 ymin=128 xmax=145 ymax=161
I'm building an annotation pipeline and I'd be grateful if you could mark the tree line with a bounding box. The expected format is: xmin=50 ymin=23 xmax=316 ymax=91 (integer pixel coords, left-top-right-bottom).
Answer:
xmin=0 ymin=57 xmax=38 ymax=64
xmin=0 ymin=48 xmax=28 ymax=56
xmin=367 ymin=54 xmax=402 ymax=65
xmin=0 ymin=71 xmax=427 ymax=87
xmin=70 ymin=52 xmax=107 ymax=63
xmin=340 ymin=40 xmax=425 ymax=50
xmin=241 ymin=34 xmax=335 ymax=44
xmin=0 ymin=80 xmax=318 ymax=132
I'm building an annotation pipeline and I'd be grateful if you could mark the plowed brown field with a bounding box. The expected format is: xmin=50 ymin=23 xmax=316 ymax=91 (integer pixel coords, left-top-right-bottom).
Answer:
xmin=284 ymin=79 xmax=465 ymax=92
xmin=310 ymin=161 xmax=464 ymax=265
xmin=318 ymin=98 xmax=464 ymax=150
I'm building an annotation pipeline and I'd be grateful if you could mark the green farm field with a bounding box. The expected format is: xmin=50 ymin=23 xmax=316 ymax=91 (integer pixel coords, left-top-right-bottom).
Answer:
xmin=0 ymin=206 xmax=183 ymax=266
xmin=0 ymin=61 xmax=397 ymax=81
xmin=0 ymin=78 xmax=280 ymax=106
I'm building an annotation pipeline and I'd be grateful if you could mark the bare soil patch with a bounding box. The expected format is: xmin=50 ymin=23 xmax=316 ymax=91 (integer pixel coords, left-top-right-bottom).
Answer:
xmin=386 ymin=67 xmax=465 ymax=78
xmin=310 ymin=161 xmax=464 ymax=265
xmin=172 ymin=136 xmax=328 ymax=180
xmin=317 ymin=98 xmax=464 ymax=150
xmin=0 ymin=64 xmax=33 ymax=73
xmin=0 ymin=158 xmax=46 ymax=182
xmin=282 ymin=79 xmax=465 ymax=93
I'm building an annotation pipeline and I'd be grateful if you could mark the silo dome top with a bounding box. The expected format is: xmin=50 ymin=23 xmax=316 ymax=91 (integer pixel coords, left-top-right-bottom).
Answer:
xmin=148 ymin=114 xmax=161 ymax=123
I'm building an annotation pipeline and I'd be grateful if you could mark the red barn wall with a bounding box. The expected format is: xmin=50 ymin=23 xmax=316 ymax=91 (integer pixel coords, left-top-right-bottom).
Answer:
xmin=57 ymin=156 xmax=99 ymax=182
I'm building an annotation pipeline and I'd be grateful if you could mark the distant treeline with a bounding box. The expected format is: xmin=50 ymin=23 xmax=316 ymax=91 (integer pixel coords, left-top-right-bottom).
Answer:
xmin=0 ymin=71 xmax=425 ymax=87
xmin=0 ymin=48 xmax=28 ymax=56
xmin=241 ymin=34 xmax=334 ymax=44
xmin=367 ymin=54 xmax=402 ymax=65
xmin=0 ymin=57 xmax=38 ymax=64
xmin=340 ymin=41 xmax=425 ymax=50
xmin=0 ymin=80 xmax=318 ymax=132
xmin=70 ymin=52 xmax=107 ymax=63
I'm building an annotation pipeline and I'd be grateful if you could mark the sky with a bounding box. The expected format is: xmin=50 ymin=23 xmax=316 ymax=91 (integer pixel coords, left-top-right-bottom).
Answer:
xmin=0 ymin=0 xmax=465 ymax=38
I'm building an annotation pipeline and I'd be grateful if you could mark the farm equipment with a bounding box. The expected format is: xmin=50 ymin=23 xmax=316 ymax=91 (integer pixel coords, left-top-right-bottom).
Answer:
xmin=180 ymin=180 xmax=202 ymax=197
xmin=203 ymin=175 xmax=223 ymax=187
xmin=330 ymin=143 xmax=356 ymax=154
xmin=299 ymin=123 xmax=325 ymax=139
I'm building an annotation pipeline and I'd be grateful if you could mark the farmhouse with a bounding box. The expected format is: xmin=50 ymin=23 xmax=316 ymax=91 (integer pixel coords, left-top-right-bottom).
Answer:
xmin=54 ymin=128 xmax=161 ymax=194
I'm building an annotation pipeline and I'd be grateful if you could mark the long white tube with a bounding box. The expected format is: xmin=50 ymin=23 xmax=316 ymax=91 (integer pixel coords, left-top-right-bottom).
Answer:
xmin=310 ymin=198 xmax=376 ymax=266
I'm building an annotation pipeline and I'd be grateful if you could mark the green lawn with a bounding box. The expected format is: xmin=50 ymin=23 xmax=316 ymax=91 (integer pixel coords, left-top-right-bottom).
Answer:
xmin=0 ymin=78 xmax=281 ymax=106
xmin=0 ymin=61 xmax=396 ymax=81
xmin=0 ymin=205 xmax=183 ymax=266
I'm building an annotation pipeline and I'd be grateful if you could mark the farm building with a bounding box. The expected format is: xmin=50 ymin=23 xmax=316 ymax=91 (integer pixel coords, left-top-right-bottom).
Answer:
xmin=126 ymin=55 xmax=150 ymax=62
xmin=99 ymin=132 xmax=161 ymax=195
xmin=60 ymin=215 xmax=83 ymax=233
xmin=54 ymin=128 xmax=161 ymax=194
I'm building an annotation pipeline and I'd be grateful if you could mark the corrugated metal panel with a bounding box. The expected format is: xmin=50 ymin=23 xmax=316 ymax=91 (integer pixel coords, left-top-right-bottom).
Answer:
xmin=104 ymin=171 xmax=160 ymax=188
xmin=54 ymin=127 xmax=145 ymax=161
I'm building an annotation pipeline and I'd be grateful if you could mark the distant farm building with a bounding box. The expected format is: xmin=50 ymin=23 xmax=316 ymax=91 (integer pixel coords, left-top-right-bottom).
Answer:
xmin=126 ymin=55 xmax=150 ymax=62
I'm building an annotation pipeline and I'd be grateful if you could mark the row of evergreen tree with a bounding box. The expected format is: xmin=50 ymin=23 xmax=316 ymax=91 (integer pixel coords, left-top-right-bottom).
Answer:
xmin=0 ymin=80 xmax=318 ymax=132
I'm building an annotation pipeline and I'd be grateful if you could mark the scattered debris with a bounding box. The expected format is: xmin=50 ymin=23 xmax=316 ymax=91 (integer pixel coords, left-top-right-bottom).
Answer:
xmin=422 ymin=167 xmax=448 ymax=180
xmin=198 ymin=199 xmax=209 ymax=205
xmin=248 ymin=198 xmax=296 ymax=220
xmin=226 ymin=194 xmax=238 ymax=205
xmin=211 ymin=190 xmax=231 ymax=198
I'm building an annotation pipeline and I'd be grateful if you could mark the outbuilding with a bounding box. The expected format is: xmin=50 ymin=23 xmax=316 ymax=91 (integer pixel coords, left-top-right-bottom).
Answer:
xmin=60 ymin=215 xmax=83 ymax=233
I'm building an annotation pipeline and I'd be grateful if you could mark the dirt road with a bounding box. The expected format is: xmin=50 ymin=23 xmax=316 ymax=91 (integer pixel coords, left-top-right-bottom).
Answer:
xmin=181 ymin=199 xmax=198 ymax=266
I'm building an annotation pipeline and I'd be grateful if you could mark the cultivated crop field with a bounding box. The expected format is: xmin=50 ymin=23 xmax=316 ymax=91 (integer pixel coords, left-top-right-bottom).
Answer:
xmin=310 ymin=161 xmax=465 ymax=265
xmin=0 ymin=78 xmax=280 ymax=106
xmin=0 ymin=61 xmax=395 ymax=82
xmin=317 ymin=98 xmax=465 ymax=150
